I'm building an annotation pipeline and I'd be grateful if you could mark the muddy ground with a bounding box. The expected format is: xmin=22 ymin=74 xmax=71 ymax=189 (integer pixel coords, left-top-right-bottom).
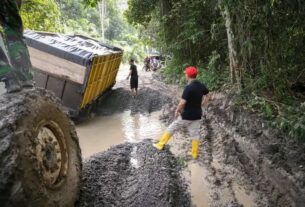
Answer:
xmin=158 ymin=91 xmax=305 ymax=207
xmin=77 ymin=65 xmax=305 ymax=207
xmin=95 ymin=87 xmax=172 ymax=116
xmin=0 ymin=65 xmax=303 ymax=206
xmin=78 ymin=141 xmax=191 ymax=207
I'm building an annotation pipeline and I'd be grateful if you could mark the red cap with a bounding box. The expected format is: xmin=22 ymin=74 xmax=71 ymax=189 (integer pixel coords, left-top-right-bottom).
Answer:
xmin=184 ymin=66 xmax=198 ymax=78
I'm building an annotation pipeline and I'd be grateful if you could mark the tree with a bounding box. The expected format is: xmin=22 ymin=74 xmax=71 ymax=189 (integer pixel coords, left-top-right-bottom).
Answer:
xmin=20 ymin=0 xmax=62 ymax=32
xmin=104 ymin=0 xmax=126 ymax=40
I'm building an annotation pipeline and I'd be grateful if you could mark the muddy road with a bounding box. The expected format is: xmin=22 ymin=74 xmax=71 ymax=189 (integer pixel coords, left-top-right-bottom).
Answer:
xmin=76 ymin=66 xmax=194 ymax=207
xmin=1 ymin=64 xmax=303 ymax=206
xmin=76 ymin=65 xmax=268 ymax=207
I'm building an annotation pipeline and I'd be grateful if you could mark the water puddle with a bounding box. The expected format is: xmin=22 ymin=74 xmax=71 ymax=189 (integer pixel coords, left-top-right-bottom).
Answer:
xmin=76 ymin=110 xmax=165 ymax=158
xmin=183 ymin=162 xmax=210 ymax=207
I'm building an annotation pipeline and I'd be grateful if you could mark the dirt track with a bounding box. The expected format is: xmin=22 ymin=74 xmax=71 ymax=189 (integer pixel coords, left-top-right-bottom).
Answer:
xmin=95 ymin=87 xmax=171 ymax=116
xmin=77 ymin=65 xmax=305 ymax=207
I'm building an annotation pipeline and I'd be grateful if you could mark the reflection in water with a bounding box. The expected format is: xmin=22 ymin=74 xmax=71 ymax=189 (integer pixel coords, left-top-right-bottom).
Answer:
xmin=122 ymin=111 xmax=164 ymax=143
xmin=76 ymin=110 xmax=164 ymax=158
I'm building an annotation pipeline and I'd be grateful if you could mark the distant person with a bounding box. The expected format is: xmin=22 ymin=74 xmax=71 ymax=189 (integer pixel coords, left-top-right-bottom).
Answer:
xmin=126 ymin=59 xmax=138 ymax=97
xmin=144 ymin=56 xmax=150 ymax=72
xmin=152 ymin=57 xmax=159 ymax=71
xmin=153 ymin=66 xmax=209 ymax=159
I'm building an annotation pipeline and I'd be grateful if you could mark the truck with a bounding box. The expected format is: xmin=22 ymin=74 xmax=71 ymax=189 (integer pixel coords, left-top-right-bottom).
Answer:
xmin=24 ymin=30 xmax=123 ymax=117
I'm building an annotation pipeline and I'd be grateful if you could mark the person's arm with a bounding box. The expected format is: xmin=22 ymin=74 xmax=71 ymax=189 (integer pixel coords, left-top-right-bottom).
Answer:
xmin=201 ymin=85 xmax=210 ymax=106
xmin=202 ymin=93 xmax=211 ymax=107
xmin=175 ymin=99 xmax=187 ymax=119
xmin=126 ymin=69 xmax=132 ymax=80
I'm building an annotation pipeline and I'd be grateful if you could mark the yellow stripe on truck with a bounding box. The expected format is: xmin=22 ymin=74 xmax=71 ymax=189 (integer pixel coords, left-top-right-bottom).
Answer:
xmin=80 ymin=53 xmax=123 ymax=108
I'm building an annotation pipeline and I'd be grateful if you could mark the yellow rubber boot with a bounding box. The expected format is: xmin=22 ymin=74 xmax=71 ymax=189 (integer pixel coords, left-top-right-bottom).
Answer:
xmin=192 ymin=140 xmax=199 ymax=159
xmin=153 ymin=131 xmax=172 ymax=150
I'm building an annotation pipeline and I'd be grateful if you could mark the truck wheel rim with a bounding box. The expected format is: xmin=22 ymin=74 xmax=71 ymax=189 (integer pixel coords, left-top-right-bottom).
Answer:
xmin=36 ymin=121 xmax=68 ymax=188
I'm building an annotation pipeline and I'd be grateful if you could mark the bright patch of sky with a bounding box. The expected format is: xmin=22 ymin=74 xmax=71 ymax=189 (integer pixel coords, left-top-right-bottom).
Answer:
xmin=117 ymin=0 xmax=128 ymax=12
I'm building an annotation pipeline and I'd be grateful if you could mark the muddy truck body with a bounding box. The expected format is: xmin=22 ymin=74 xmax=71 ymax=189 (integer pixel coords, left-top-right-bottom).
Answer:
xmin=24 ymin=30 xmax=123 ymax=118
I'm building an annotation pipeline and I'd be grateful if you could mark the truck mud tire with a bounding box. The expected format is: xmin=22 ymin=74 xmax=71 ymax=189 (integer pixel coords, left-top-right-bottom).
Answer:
xmin=0 ymin=88 xmax=82 ymax=207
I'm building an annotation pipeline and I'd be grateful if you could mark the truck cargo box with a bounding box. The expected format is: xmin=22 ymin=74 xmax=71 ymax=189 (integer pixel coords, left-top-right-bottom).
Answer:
xmin=24 ymin=30 xmax=123 ymax=117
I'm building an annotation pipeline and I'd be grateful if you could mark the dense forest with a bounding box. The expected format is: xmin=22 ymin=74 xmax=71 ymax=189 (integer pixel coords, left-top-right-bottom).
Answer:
xmin=20 ymin=0 xmax=305 ymax=140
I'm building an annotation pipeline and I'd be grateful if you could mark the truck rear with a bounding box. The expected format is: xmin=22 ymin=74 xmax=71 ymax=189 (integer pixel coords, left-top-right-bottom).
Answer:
xmin=24 ymin=30 xmax=123 ymax=117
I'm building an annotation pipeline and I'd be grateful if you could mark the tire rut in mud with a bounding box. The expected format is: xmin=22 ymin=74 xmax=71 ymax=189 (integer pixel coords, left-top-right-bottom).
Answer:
xmin=78 ymin=140 xmax=191 ymax=207
xmin=206 ymin=93 xmax=305 ymax=207
xmin=95 ymin=87 xmax=172 ymax=116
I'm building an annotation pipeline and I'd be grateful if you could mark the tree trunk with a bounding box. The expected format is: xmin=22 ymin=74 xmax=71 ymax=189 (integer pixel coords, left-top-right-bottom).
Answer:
xmin=98 ymin=0 xmax=105 ymax=41
xmin=221 ymin=4 xmax=241 ymax=90
xmin=159 ymin=0 xmax=171 ymax=16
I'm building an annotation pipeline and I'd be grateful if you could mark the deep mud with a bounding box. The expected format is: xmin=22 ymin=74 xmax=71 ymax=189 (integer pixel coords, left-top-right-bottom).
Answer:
xmin=77 ymin=66 xmax=305 ymax=207
xmin=160 ymin=101 xmax=260 ymax=207
xmin=78 ymin=140 xmax=191 ymax=207
xmin=95 ymin=87 xmax=172 ymax=116
xmin=154 ymin=77 xmax=305 ymax=206
xmin=205 ymin=92 xmax=305 ymax=207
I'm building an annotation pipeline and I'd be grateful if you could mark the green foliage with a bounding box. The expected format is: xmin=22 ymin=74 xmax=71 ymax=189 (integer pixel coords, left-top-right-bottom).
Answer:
xmin=112 ymin=32 xmax=146 ymax=63
xmin=236 ymin=93 xmax=305 ymax=140
xmin=276 ymin=105 xmax=305 ymax=140
xmin=197 ymin=51 xmax=228 ymax=91
xmin=64 ymin=19 xmax=100 ymax=38
xmin=58 ymin=0 xmax=101 ymax=37
xmin=160 ymin=59 xmax=186 ymax=84
xmin=20 ymin=0 xmax=62 ymax=32
xmin=162 ymin=51 xmax=228 ymax=90
xmin=61 ymin=0 xmax=146 ymax=63
xmin=82 ymin=0 xmax=99 ymax=7
xmin=105 ymin=0 xmax=127 ymax=40
xmin=124 ymin=0 xmax=157 ymax=26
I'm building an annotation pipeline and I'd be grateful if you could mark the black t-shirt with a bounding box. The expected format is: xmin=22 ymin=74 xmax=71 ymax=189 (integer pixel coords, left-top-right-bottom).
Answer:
xmin=181 ymin=80 xmax=209 ymax=120
xmin=130 ymin=64 xmax=138 ymax=79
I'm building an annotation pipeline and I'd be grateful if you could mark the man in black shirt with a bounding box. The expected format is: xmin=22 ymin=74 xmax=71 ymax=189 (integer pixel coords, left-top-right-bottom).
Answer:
xmin=126 ymin=59 xmax=138 ymax=97
xmin=153 ymin=66 xmax=209 ymax=159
